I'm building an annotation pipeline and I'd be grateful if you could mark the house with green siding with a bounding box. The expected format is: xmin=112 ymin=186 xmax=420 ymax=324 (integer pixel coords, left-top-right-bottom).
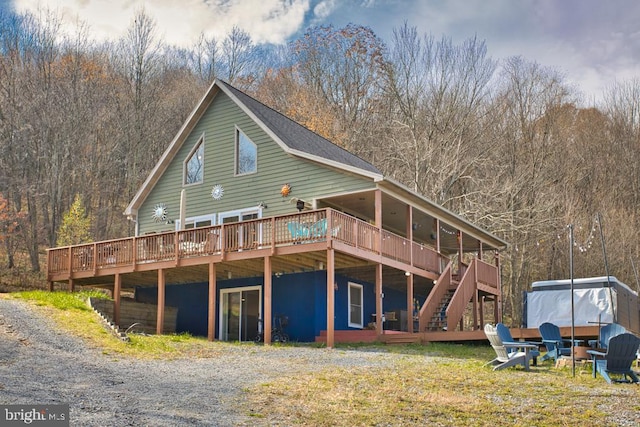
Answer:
xmin=48 ymin=79 xmax=507 ymax=347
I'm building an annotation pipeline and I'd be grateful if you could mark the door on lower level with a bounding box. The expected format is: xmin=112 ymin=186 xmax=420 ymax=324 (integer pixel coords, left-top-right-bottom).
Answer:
xmin=219 ymin=286 xmax=261 ymax=341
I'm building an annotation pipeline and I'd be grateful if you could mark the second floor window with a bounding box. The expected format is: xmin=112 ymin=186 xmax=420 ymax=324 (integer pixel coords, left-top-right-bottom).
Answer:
xmin=185 ymin=137 xmax=204 ymax=185
xmin=236 ymin=129 xmax=256 ymax=175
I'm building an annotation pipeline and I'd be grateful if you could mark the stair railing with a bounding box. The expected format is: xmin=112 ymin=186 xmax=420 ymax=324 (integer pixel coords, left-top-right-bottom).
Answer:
xmin=445 ymin=258 xmax=478 ymax=331
xmin=418 ymin=260 xmax=453 ymax=332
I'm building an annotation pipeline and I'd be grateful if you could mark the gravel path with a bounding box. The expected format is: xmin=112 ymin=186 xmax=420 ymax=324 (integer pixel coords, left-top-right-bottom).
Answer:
xmin=0 ymin=298 xmax=399 ymax=426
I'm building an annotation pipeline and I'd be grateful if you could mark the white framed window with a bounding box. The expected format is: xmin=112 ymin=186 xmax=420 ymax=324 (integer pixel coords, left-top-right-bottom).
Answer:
xmin=218 ymin=206 xmax=263 ymax=224
xmin=184 ymin=134 xmax=204 ymax=185
xmin=348 ymin=282 xmax=364 ymax=328
xmin=175 ymin=214 xmax=216 ymax=231
xmin=235 ymin=127 xmax=257 ymax=175
xmin=219 ymin=206 xmax=264 ymax=250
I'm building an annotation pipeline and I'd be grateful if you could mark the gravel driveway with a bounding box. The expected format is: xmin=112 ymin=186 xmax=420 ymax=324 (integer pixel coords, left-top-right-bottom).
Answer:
xmin=0 ymin=298 xmax=398 ymax=426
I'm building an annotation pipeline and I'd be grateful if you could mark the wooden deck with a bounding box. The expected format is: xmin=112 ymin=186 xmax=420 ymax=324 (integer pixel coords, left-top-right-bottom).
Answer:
xmin=47 ymin=207 xmax=503 ymax=347
xmin=47 ymin=208 xmax=447 ymax=289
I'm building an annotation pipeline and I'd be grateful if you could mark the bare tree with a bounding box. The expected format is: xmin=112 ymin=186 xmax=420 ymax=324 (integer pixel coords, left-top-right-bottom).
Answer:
xmin=292 ymin=24 xmax=387 ymax=153
xmin=382 ymin=24 xmax=496 ymax=210
xmin=486 ymin=56 xmax=575 ymax=323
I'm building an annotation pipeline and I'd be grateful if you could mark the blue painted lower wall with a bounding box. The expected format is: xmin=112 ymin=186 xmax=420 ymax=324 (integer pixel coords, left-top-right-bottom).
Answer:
xmin=135 ymin=271 xmax=425 ymax=342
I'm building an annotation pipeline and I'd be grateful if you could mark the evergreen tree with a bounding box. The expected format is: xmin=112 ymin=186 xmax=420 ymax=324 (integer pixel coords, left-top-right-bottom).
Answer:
xmin=56 ymin=195 xmax=92 ymax=246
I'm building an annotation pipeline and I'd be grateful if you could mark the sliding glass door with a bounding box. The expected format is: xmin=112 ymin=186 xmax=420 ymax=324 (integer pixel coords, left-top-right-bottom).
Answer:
xmin=220 ymin=286 xmax=261 ymax=341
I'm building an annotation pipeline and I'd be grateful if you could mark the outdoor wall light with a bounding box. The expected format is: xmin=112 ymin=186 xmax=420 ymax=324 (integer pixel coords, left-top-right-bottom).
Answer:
xmin=296 ymin=200 xmax=305 ymax=212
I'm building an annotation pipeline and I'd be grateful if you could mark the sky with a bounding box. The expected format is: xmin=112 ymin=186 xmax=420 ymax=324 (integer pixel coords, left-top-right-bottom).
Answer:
xmin=3 ymin=0 xmax=640 ymax=104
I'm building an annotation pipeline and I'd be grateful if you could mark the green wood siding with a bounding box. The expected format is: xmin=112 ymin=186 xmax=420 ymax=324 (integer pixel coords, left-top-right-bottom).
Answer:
xmin=138 ymin=91 xmax=374 ymax=234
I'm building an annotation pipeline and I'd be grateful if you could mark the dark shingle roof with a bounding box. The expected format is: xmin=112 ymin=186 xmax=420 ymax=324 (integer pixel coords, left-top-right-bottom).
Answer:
xmin=219 ymin=80 xmax=382 ymax=176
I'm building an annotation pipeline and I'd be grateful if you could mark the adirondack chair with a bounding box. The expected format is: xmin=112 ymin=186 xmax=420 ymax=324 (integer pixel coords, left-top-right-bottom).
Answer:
xmin=484 ymin=324 xmax=537 ymax=371
xmin=308 ymin=218 xmax=327 ymax=240
xmin=287 ymin=221 xmax=309 ymax=242
xmin=496 ymin=323 xmax=540 ymax=366
xmin=587 ymin=333 xmax=640 ymax=383
xmin=538 ymin=322 xmax=574 ymax=362
xmin=588 ymin=323 xmax=626 ymax=350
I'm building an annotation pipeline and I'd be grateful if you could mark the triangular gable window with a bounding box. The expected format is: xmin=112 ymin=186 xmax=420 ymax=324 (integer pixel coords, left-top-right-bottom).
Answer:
xmin=236 ymin=128 xmax=257 ymax=175
xmin=184 ymin=136 xmax=204 ymax=185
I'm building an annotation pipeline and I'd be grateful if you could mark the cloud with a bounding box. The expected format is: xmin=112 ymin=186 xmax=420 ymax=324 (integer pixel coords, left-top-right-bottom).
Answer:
xmin=13 ymin=0 xmax=311 ymax=46
xmin=313 ymin=0 xmax=337 ymax=19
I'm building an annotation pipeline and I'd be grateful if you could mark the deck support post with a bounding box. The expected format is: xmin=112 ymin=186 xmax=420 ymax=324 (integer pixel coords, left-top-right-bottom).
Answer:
xmin=114 ymin=273 xmax=121 ymax=326
xmin=68 ymin=279 xmax=75 ymax=293
xmin=457 ymin=230 xmax=464 ymax=275
xmin=264 ymin=256 xmax=272 ymax=345
xmin=156 ymin=268 xmax=165 ymax=335
xmin=326 ymin=248 xmax=335 ymax=348
xmin=495 ymin=251 xmax=502 ymax=323
xmin=406 ymin=273 xmax=414 ymax=333
xmin=406 ymin=205 xmax=414 ymax=333
xmin=375 ymin=264 xmax=383 ymax=336
xmin=207 ymin=262 xmax=217 ymax=341
xmin=479 ymin=295 xmax=485 ymax=329
xmin=374 ymin=189 xmax=383 ymax=336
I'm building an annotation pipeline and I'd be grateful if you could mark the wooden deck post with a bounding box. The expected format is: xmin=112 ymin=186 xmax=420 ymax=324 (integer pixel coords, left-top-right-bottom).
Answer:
xmin=375 ymin=264 xmax=383 ymax=336
xmin=68 ymin=279 xmax=75 ymax=293
xmin=326 ymin=248 xmax=335 ymax=348
xmin=457 ymin=230 xmax=464 ymax=275
xmin=114 ymin=273 xmax=121 ymax=326
xmin=406 ymin=205 xmax=414 ymax=333
xmin=156 ymin=268 xmax=165 ymax=335
xmin=495 ymin=251 xmax=502 ymax=323
xmin=407 ymin=273 xmax=414 ymax=333
xmin=264 ymin=256 xmax=272 ymax=345
xmin=207 ymin=261 xmax=217 ymax=341
xmin=374 ymin=189 xmax=383 ymax=336
xmin=472 ymin=259 xmax=478 ymax=330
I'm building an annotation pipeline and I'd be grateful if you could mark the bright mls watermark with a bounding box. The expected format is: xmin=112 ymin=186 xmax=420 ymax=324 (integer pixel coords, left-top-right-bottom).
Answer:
xmin=1 ymin=404 xmax=69 ymax=426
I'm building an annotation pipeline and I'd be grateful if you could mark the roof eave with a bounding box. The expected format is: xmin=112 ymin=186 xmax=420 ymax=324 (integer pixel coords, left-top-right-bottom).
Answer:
xmin=123 ymin=81 xmax=221 ymax=216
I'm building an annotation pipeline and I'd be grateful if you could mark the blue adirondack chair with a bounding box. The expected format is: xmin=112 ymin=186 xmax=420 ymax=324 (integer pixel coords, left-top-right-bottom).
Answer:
xmin=587 ymin=333 xmax=640 ymax=383
xmin=538 ymin=322 xmax=574 ymax=362
xmin=496 ymin=323 xmax=540 ymax=366
xmin=588 ymin=323 xmax=626 ymax=350
xmin=308 ymin=218 xmax=327 ymax=239
xmin=287 ymin=221 xmax=309 ymax=242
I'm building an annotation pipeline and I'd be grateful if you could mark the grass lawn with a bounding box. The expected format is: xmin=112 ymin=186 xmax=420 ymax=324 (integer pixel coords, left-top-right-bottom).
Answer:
xmin=5 ymin=290 xmax=640 ymax=426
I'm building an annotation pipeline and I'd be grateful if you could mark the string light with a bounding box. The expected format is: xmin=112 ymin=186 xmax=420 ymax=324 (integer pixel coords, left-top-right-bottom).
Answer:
xmin=439 ymin=226 xmax=457 ymax=235
xmin=515 ymin=214 xmax=600 ymax=254
xmin=571 ymin=216 xmax=598 ymax=253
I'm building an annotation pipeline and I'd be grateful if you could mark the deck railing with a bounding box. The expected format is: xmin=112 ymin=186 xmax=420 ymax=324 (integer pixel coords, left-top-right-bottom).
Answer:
xmin=48 ymin=208 xmax=444 ymax=279
xmin=475 ymin=258 xmax=499 ymax=289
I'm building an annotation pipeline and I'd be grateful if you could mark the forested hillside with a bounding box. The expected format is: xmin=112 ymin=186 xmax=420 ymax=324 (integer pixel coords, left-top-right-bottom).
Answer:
xmin=2 ymin=9 xmax=639 ymax=323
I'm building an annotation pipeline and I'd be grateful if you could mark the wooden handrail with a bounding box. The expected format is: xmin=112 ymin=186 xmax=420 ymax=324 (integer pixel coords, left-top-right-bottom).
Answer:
xmin=445 ymin=258 xmax=485 ymax=330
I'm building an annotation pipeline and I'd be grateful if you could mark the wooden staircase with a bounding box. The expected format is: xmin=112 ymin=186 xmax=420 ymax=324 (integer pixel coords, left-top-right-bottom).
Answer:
xmin=426 ymin=289 xmax=456 ymax=331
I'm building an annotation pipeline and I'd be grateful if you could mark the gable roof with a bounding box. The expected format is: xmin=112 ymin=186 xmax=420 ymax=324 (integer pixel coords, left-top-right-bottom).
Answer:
xmin=218 ymin=81 xmax=382 ymax=176
xmin=124 ymin=79 xmax=382 ymax=217
xmin=122 ymin=80 xmax=506 ymax=249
